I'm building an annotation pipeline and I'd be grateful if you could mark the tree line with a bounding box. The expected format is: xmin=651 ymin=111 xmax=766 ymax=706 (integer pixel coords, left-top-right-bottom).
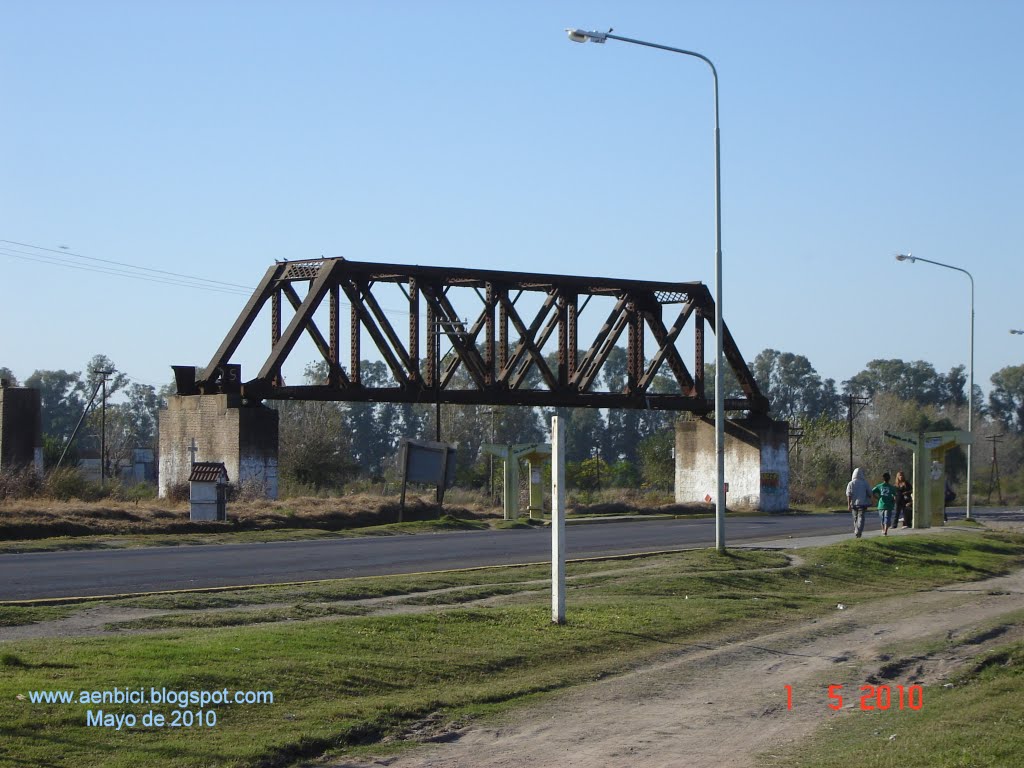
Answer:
xmin=3 ymin=348 xmax=1023 ymax=502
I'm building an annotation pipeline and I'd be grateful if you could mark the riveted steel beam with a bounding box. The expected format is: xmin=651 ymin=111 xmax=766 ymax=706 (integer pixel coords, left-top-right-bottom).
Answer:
xmin=187 ymin=258 xmax=767 ymax=414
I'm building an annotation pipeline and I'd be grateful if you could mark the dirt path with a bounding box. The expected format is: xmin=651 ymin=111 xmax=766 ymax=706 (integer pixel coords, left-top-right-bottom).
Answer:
xmin=332 ymin=566 xmax=1024 ymax=768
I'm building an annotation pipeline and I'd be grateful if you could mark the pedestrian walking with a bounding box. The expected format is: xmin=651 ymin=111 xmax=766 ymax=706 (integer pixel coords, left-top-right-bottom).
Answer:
xmin=846 ymin=467 xmax=872 ymax=538
xmin=872 ymin=472 xmax=898 ymax=535
xmin=895 ymin=470 xmax=912 ymax=528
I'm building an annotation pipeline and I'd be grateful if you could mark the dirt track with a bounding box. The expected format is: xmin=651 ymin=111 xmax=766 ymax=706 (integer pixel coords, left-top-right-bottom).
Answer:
xmin=332 ymin=526 xmax=1024 ymax=768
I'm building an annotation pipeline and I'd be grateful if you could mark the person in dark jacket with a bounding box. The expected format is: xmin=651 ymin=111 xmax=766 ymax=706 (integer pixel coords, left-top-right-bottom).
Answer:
xmin=895 ymin=470 xmax=912 ymax=528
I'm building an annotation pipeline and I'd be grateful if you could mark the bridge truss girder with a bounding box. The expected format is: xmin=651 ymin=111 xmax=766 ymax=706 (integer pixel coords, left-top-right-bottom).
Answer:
xmin=178 ymin=258 xmax=768 ymax=414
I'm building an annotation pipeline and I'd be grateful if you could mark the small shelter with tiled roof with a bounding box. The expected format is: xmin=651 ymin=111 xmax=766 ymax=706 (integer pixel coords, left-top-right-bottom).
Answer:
xmin=188 ymin=461 xmax=229 ymax=521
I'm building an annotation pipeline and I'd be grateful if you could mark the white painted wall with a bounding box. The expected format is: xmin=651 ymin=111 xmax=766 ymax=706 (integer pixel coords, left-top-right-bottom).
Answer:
xmin=675 ymin=418 xmax=790 ymax=512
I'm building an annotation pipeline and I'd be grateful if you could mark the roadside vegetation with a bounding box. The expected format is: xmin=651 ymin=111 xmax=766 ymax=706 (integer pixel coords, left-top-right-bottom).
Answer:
xmin=4 ymin=353 xmax=1024 ymax=523
xmin=2 ymin=531 xmax=1024 ymax=768
xmin=763 ymin=613 xmax=1024 ymax=768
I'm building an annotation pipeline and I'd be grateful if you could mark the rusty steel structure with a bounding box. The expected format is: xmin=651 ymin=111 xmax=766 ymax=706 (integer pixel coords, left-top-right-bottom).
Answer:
xmin=174 ymin=258 xmax=768 ymax=414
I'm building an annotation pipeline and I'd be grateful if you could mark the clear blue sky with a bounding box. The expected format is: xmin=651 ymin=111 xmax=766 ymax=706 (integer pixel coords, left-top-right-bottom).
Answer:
xmin=2 ymin=1 xmax=1022 ymax=399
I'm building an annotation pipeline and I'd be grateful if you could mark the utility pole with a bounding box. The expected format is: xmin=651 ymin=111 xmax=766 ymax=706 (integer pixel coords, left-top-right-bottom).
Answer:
xmin=433 ymin=316 xmax=468 ymax=444
xmin=93 ymin=368 xmax=113 ymax=487
xmin=986 ymin=433 xmax=1005 ymax=505
xmin=847 ymin=394 xmax=871 ymax=475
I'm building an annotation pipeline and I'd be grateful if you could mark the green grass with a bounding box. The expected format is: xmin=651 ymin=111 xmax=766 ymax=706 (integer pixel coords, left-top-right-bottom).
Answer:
xmin=763 ymin=619 xmax=1024 ymax=768
xmin=0 ymin=604 xmax=79 ymax=626
xmin=104 ymin=602 xmax=372 ymax=631
xmin=1 ymin=534 xmax=1022 ymax=768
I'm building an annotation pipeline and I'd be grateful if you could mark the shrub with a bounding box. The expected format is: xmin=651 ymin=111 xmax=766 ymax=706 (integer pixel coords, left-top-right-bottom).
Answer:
xmin=112 ymin=482 xmax=158 ymax=503
xmin=43 ymin=467 xmax=90 ymax=501
xmin=227 ymin=476 xmax=273 ymax=502
xmin=164 ymin=481 xmax=191 ymax=503
xmin=0 ymin=467 xmax=43 ymax=499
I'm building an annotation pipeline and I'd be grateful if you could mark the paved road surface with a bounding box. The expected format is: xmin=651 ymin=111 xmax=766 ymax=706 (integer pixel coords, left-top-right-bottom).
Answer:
xmin=0 ymin=507 xmax=1011 ymax=601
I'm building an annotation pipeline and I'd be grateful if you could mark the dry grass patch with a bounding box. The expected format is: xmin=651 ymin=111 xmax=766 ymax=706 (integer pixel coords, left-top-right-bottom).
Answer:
xmin=0 ymin=494 xmax=497 ymax=541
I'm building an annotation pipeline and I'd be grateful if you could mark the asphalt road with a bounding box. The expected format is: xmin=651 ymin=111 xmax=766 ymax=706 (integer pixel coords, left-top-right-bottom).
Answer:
xmin=0 ymin=507 xmax=1008 ymax=601
xmin=0 ymin=513 xmax=847 ymax=601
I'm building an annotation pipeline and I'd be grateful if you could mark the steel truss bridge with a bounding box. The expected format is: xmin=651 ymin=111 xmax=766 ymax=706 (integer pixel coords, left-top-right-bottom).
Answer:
xmin=173 ymin=258 xmax=768 ymax=414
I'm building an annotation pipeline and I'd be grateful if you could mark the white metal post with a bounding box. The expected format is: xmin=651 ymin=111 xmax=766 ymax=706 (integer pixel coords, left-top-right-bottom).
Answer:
xmin=551 ymin=416 xmax=566 ymax=624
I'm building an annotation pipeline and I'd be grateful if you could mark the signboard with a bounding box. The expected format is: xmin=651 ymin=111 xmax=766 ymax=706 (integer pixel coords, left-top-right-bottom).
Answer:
xmin=402 ymin=439 xmax=457 ymax=488
xmin=398 ymin=438 xmax=457 ymax=515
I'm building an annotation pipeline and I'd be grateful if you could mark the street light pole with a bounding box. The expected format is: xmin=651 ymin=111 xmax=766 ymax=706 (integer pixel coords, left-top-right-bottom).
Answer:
xmin=567 ymin=28 xmax=727 ymax=551
xmin=895 ymin=253 xmax=974 ymax=520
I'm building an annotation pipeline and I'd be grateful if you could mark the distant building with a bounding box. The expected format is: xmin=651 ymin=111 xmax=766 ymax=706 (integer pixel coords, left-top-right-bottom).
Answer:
xmin=77 ymin=449 xmax=156 ymax=484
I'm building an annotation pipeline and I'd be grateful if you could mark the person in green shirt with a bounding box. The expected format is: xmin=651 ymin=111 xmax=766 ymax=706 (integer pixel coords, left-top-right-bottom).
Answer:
xmin=872 ymin=472 xmax=898 ymax=535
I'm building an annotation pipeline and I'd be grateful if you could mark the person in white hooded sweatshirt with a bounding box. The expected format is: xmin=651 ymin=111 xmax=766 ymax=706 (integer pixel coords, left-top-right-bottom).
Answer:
xmin=846 ymin=467 xmax=872 ymax=538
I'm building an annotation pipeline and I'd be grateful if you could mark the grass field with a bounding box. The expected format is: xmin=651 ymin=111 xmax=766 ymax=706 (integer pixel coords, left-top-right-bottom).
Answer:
xmin=763 ymin=614 xmax=1024 ymax=768
xmin=2 ymin=532 xmax=1023 ymax=767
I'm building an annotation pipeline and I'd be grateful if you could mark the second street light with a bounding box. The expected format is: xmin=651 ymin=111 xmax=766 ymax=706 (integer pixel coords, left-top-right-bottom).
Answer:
xmin=895 ymin=252 xmax=974 ymax=520
xmin=567 ymin=27 xmax=728 ymax=552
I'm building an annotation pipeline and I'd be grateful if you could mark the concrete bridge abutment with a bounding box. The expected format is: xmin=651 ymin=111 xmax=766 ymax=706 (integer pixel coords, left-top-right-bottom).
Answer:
xmin=158 ymin=394 xmax=279 ymax=499
xmin=675 ymin=417 xmax=790 ymax=512
xmin=0 ymin=382 xmax=44 ymax=475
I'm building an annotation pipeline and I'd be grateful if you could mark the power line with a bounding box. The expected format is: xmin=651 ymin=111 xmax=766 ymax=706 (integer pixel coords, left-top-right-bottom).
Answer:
xmin=1 ymin=238 xmax=443 ymax=328
xmin=0 ymin=246 xmax=253 ymax=296
xmin=0 ymin=239 xmax=253 ymax=291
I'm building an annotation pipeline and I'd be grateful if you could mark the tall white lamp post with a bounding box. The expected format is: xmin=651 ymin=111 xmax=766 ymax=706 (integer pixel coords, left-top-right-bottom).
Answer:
xmin=895 ymin=253 xmax=974 ymax=520
xmin=567 ymin=28 xmax=728 ymax=551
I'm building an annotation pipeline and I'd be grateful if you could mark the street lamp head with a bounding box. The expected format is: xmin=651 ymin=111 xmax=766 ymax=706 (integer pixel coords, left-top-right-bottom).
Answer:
xmin=895 ymin=253 xmax=916 ymax=263
xmin=566 ymin=28 xmax=607 ymax=43
xmin=1011 ymin=329 xmax=1024 ymax=335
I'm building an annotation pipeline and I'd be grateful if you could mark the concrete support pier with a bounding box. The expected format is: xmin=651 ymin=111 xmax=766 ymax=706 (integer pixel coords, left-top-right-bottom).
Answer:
xmin=158 ymin=394 xmax=279 ymax=499
xmin=675 ymin=417 xmax=790 ymax=512
xmin=0 ymin=382 xmax=44 ymax=475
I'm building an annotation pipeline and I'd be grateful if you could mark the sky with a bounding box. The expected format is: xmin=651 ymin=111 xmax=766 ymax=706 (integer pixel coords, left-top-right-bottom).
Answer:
xmin=2 ymin=0 xmax=1022 ymax=402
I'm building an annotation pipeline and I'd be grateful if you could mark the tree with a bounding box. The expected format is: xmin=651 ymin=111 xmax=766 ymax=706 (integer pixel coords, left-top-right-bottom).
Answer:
xmin=752 ymin=348 xmax=841 ymax=420
xmin=601 ymin=347 xmax=644 ymax=463
xmin=23 ymin=369 xmax=85 ymax=442
xmin=844 ymin=359 xmax=950 ymax=406
xmin=81 ymin=355 xmax=129 ymax=401
xmin=569 ymin=454 xmax=611 ymax=491
xmin=788 ymin=414 xmax=847 ymax=502
xmin=0 ymin=367 xmax=17 ymax=386
xmin=274 ymin=363 xmax=356 ymax=490
xmin=551 ymin=407 xmax=606 ymax=464
xmin=123 ymin=383 xmax=161 ymax=449
xmin=945 ymin=365 xmax=968 ymax=408
xmin=276 ymin=399 xmax=356 ymax=490
xmin=343 ymin=361 xmax=397 ymax=477
xmin=704 ymin=360 xmax=743 ymax=407
xmin=78 ymin=356 xmax=131 ymax=468
xmin=989 ymin=365 xmax=1024 ymax=433
xmin=97 ymin=404 xmax=143 ymax=478
xmin=86 ymin=382 xmax=164 ymax=478
xmin=637 ymin=429 xmax=675 ymax=490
